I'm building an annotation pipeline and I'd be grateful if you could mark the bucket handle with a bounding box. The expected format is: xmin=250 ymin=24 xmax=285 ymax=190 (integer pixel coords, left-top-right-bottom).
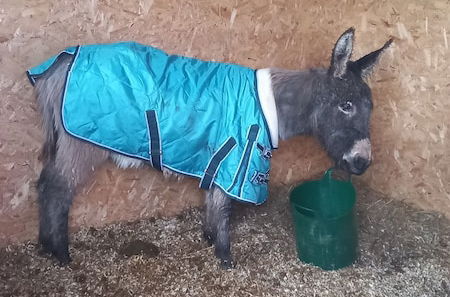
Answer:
xmin=323 ymin=168 xmax=352 ymax=183
xmin=294 ymin=204 xmax=355 ymax=220
xmin=323 ymin=168 xmax=334 ymax=182
xmin=294 ymin=205 xmax=316 ymax=218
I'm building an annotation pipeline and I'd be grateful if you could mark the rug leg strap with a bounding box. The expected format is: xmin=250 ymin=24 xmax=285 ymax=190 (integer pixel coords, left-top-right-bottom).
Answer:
xmin=145 ymin=110 xmax=162 ymax=171
xmin=200 ymin=137 xmax=237 ymax=190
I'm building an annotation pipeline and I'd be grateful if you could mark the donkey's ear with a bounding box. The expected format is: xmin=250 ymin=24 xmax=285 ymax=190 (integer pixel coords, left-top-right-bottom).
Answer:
xmin=329 ymin=27 xmax=355 ymax=78
xmin=352 ymin=38 xmax=393 ymax=78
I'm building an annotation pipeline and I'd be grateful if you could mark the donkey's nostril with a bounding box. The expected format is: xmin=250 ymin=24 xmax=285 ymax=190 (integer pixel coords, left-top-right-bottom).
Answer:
xmin=353 ymin=156 xmax=369 ymax=172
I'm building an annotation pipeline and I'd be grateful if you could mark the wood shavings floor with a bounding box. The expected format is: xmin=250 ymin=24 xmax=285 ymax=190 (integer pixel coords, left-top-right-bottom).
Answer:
xmin=1 ymin=183 xmax=449 ymax=297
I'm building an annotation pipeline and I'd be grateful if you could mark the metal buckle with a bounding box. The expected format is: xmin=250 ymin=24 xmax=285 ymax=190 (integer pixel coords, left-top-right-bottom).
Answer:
xmin=251 ymin=171 xmax=270 ymax=185
xmin=262 ymin=148 xmax=272 ymax=159
xmin=257 ymin=143 xmax=272 ymax=160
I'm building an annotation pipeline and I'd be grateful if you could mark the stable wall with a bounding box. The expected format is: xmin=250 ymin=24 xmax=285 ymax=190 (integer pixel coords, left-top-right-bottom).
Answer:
xmin=0 ymin=0 xmax=448 ymax=244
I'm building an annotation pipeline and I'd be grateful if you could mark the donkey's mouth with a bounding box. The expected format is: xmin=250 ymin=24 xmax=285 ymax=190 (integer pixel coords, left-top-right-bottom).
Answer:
xmin=340 ymin=138 xmax=372 ymax=175
xmin=339 ymin=157 xmax=371 ymax=175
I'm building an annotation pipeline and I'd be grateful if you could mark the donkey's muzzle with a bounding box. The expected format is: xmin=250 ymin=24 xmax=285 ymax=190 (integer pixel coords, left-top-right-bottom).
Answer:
xmin=340 ymin=156 xmax=371 ymax=175
xmin=342 ymin=138 xmax=372 ymax=175
xmin=352 ymin=156 xmax=371 ymax=175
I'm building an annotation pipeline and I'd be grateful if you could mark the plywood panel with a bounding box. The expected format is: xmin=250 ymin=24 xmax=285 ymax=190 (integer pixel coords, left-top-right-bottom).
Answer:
xmin=0 ymin=0 xmax=448 ymax=244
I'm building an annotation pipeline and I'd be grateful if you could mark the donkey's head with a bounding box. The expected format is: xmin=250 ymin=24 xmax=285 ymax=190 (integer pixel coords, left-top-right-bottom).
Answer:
xmin=312 ymin=28 xmax=392 ymax=175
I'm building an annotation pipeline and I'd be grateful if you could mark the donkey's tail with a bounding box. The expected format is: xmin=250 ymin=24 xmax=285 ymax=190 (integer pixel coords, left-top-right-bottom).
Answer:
xmin=33 ymin=53 xmax=74 ymax=163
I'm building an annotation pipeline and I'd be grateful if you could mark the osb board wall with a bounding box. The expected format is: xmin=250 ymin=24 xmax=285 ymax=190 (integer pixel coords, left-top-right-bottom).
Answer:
xmin=0 ymin=0 xmax=448 ymax=244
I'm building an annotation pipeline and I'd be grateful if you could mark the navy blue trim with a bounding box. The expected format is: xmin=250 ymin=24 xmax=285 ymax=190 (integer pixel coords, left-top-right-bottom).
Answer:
xmin=145 ymin=110 xmax=162 ymax=171
xmin=162 ymin=162 xmax=266 ymax=205
xmin=26 ymin=70 xmax=35 ymax=86
xmin=28 ymin=50 xmax=78 ymax=86
xmin=60 ymin=45 xmax=80 ymax=133
xmin=228 ymin=124 xmax=260 ymax=193
xmin=200 ymin=137 xmax=237 ymax=190
xmin=253 ymin=70 xmax=276 ymax=150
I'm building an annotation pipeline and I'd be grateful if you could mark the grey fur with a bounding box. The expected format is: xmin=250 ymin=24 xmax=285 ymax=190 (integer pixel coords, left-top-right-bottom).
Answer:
xmin=32 ymin=29 xmax=391 ymax=267
xmin=351 ymin=38 xmax=393 ymax=78
xmin=271 ymin=68 xmax=326 ymax=138
xmin=34 ymin=53 xmax=110 ymax=263
xmin=330 ymin=28 xmax=354 ymax=78
xmin=37 ymin=162 xmax=74 ymax=264
xmin=203 ymin=187 xmax=233 ymax=268
xmin=272 ymin=31 xmax=391 ymax=175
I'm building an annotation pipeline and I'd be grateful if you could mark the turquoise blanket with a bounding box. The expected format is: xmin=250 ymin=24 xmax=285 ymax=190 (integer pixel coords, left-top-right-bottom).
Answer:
xmin=28 ymin=42 xmax=273 ymax=204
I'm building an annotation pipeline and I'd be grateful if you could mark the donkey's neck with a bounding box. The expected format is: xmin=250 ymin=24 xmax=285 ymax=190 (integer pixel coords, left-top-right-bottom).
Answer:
xmin=269 ymin=67 xmax=324 ymax=140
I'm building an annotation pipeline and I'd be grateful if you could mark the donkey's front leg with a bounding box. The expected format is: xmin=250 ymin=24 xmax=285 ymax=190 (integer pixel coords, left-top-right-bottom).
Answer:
xmin=203 ymin=187 xmax=233 ymax=269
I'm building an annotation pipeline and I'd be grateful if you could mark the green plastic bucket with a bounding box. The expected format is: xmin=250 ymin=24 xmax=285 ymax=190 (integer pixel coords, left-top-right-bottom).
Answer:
xmin=289 ymin=169 xmax=358 ymax=270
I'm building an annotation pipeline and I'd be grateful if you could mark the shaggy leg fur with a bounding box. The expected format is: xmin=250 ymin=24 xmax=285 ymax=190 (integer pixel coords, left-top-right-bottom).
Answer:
xmin=36 ymin=134 xmax=109 ymax=264
xmin=34 ymin=53 xmax=110 ymax=264
xmin=203 ymin=190 xmax=216 ymax=246
xmin=37 ymin=162 xmax=74 ymax=264
xmin=203 ymin=187 xmax=233 ymax=269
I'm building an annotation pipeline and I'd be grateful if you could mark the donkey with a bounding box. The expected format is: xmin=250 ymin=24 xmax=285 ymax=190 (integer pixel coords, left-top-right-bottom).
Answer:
xmin=29 ymin=28 xmax=391 ymax=268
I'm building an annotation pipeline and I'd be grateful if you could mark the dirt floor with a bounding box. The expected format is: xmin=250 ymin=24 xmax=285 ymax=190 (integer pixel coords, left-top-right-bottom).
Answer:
xmin=0 ymin=182 xmax=449 ymax=297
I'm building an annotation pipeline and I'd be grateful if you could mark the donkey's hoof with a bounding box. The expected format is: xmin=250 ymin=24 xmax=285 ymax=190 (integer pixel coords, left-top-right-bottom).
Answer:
xmin=202 ymin=230 xmax=215 ymax=246
xmin=38 ymin=236 xmax=51 ymax=253
xmin=51 ymin=245 xmax=71 ymax=265
xmin=37 ymin=246 xmax=51 ymax=257
xmin=220 ymin=258 xmax=235 ymax=270
xmin=37 ymin=244 xmax=71 ymax=265
xmin=38 ymin=243 xmax=51 ymax=256
xmin=55 ymin=252 xmax=72 ymax=266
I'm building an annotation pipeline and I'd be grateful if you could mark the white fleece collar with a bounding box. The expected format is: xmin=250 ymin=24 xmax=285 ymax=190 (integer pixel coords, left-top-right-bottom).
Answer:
xmin=256 ymin=68 xmax=279 ymax=149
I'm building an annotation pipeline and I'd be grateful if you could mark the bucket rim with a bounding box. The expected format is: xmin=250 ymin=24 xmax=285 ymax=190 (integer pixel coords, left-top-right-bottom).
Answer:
xmin=289 ymin=168 xmax=353 ymax=193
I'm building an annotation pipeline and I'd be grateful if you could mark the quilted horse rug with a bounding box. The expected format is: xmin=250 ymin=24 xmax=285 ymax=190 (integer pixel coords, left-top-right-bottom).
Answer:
xmin=27 ymin=42 xmax=279 ymax=204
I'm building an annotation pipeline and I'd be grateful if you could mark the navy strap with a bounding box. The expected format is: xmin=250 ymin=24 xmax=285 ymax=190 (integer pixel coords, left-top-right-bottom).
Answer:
xmin=227 ymin=124 xmax=260 ymax=193
xmin=200 ymin=137 xmax=237 ymax=190
xmin=247 ymin=124 xmax=260 ymax=142
xmin=145 ymin=110 xmax=162 ymax=171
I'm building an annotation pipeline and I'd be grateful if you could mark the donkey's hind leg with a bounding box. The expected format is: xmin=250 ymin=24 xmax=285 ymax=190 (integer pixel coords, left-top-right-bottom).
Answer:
xmin=37 ymin=134 xmax=109 ymax=264
xmin=33 ymin=51 xmax=109 ymax=264
xmin=37 ymin=161 xmax=75 ymax=264
xmin=203 ymin=187 xmax=234 ymax=269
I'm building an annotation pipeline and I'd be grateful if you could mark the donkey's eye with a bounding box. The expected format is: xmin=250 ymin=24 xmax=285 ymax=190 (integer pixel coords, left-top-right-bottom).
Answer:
xmin=338 ymin=101 xmax=353 ymax=114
